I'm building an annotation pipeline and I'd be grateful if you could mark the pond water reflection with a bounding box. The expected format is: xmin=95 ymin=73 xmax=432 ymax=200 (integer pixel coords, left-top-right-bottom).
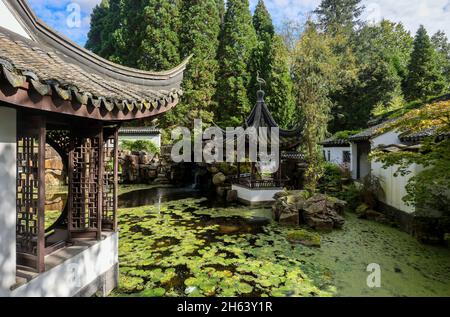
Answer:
xmin=118 ymin=187 xmax=204 ymax=209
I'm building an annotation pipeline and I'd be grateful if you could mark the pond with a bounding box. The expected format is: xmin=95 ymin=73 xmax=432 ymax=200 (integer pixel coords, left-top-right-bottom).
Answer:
xmin=114 ymin=188 xmax=450 ymax=297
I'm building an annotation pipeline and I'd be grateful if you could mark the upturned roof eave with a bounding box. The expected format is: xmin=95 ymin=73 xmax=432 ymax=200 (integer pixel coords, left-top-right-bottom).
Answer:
xmin=4 ymin=0 xmax=191 ymax=88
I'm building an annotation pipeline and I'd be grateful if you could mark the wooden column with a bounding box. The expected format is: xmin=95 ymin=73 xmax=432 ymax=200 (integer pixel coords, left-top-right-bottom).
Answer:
xmin=97 ymin=126 xmax=104 ymax=240
xmin=113 ymin=128 xmax=119 ymax=232
xmin=36 ymin=116 xmax=46 ymax=273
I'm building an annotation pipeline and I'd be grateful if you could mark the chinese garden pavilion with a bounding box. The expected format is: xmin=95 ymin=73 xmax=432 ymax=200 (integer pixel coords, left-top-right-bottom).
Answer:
xmin=0 ymin=0 xmax=188 ymax=296
xmin=220 ymin=89 xmax=304 ymax=204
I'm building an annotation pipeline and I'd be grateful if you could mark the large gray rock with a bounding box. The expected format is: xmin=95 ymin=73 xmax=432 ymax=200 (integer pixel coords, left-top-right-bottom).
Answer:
xmin=226 ymin=190 xmax=238 ymax=203
xmin=273 ymin=191 xmax=346 ymax=231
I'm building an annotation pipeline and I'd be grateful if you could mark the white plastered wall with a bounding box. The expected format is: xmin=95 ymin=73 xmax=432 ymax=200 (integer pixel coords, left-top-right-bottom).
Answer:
xmin=11 ymin=233 xmax=119 ymax=297
xmin=0 ymin=1 xmax=31 ymax=39
xmin=0 ymin=106 xmax=17 ymax=296
xmin=232 ymin=184 xmax=282 ymax=204
xmin=323 ymin=146 xmax=351 ymax=166
xmin=371 ymin=161 xmax=420 ymax=214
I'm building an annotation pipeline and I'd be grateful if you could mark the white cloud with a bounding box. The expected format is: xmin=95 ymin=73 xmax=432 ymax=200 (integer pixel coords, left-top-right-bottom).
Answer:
xmin=250 ymin=0 xmax=450 ymax=37
xmin=363 ymin=0 xmax=450 ymax=36
xmin=28 ymin=0 xmax=101 ymax=45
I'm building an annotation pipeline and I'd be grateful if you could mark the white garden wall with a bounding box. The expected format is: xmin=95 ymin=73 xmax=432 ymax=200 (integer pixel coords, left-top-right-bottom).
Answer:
xmin=371 ymin=161 xmax=422 ymax=214
xmin=11 ymin=233 xmax=119 ymax=297
xmin=232 ymin=184 xmax=282 ymax=204
xmin=323 ymin=146 xmax=351 ymax=166
xmin=119 ymin=135 xmax=161 ymax=148
xmin=372 ymin=131 xmax=401 ymax=148
xmin=0 ymin=106 xmax=17 ymax=296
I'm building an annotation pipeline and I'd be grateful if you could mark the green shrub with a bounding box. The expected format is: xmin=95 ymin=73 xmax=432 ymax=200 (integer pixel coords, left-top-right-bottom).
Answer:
xmin=338 ymin=183 xmax=362 ymax=212
xmin=121 ymin=140 xmax=160 ymax=155
xmin=318 ymin=162 xmax=342 ymax=194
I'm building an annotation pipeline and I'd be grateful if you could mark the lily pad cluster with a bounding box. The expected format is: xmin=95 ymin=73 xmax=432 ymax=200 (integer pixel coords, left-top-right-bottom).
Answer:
xmin=113 ymin=198 xmax=335 ymax=297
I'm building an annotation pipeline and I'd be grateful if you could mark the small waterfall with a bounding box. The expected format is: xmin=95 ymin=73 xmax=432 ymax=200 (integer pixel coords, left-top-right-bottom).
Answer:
xmin=192 ymin=172 xmax=200 ymax=189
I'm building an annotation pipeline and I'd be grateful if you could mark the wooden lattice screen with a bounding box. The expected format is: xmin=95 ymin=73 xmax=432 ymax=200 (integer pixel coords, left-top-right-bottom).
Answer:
xmin=16 ymin=116 xmax=46 ymax=273
xmin=102 ymin=129 xmax=118 ymax=232
xmin=68 ymin=128 xmax=104 ymax=241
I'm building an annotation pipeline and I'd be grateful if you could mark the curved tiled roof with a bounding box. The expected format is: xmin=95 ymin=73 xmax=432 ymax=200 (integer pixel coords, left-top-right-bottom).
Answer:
xmin=400 ymin=128 xmax=450 ymax=143
xmin=320 ymin=137 xmax=350 ymax=147
xmin=0 ymin=0 xmax=189 ymax=121
xmin=119 ymin=127 xmax=161 ymax=135
xmin=217 ymin=90 xmax=303 ymax=150
xmin=348 ymin=119 xmax=397 ymax=142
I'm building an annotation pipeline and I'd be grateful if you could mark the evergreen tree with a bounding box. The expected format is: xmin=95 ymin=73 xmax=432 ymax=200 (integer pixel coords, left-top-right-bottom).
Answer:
xmin=253 ymin=0 xmax=275 ymax=40
xmin=86 ymin=0 xmax=124 ymax=64
xmin=216 ymin=0 xmax=226 ymax=25
xmin=216 ymin=0 xmax=257 ymax=126
xmin=138 ymin=0 xmax=181 ymax=71
xmin=266 ymin=35 xmax=296 ymax=128
xmin=119 ymin=0 xmax=148 ymax=68
xmin=314 ymin=0 xmax=364 ymax=34
xmin=171 ymin=0 xmax=221 ymax=125
xmin=431 ymin=30 xmax=450 ymax=89
xmin=250 ymin=0 xmax=275 ymax=104
xmin=330 ymin=20 xmax=413 ymax=131
xmin=405 ymin=26 xmax=446 ymax=101
xmin=85 ymin=0 xmax=108 ymax=54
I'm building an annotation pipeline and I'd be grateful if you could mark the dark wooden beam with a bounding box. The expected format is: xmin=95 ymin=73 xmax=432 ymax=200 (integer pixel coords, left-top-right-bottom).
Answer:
xmin=0 ymin=84 xmax=178 ymax=122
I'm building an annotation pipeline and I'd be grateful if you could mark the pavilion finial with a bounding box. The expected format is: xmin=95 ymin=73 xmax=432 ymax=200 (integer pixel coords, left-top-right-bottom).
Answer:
xmin=256 ymin=71 xmax=266 ymax=91
xmin=256 ymin=71 xmax=266 ymax=102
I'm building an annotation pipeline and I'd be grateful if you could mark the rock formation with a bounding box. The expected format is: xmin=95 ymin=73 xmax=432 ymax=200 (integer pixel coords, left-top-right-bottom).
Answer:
xmin=273 ymin=190 xmax=346 ymax=231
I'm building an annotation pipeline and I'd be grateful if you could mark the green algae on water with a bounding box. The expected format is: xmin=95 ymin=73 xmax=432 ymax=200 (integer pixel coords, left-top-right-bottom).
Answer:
xmin=114 ymin=197 xmax=450 ymax=297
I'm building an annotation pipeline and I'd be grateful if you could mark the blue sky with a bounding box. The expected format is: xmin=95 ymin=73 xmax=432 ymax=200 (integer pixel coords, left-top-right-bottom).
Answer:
xmin=28 ymin=0 xmax=450 ymax=47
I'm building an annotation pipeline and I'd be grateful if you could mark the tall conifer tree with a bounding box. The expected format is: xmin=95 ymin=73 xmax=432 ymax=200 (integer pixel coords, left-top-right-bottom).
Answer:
xmin=86 ymin=0 xmax=124 ymax=64
xmin=250 ymin=0 xmax=275 ymax=104
xmin=314 ymin=0 xmax=364 ymax=34
xmin=431 ymin=30 xmax=450 ymax=89
xmin=266 ymin=35 xmax=296 ymax=128
xmin=174 ymin=0 xmax=222 ymax=125
xmin=138 ymin=0 xmax=182 ymax=71
xmin=216 ymin=0 xmax=257 ymax=126
xmin=405 ymin=26 xmax=446 ymax=101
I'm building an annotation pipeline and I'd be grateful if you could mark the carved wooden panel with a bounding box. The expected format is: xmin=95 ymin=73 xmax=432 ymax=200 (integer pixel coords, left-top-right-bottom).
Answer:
xmin=68 ymin=133 xmax=103 ymax=240
xmin=16 ymin=136 xmax=39 ymax=254
xmin=16 ymin=115 xmax=45 ymax=272
xmin=102 ymin=129 xmax=118 ymax=231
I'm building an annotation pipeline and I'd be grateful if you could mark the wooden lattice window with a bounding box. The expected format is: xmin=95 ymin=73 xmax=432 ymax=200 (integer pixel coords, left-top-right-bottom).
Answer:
xmin=102 ymin=129 xmax=118 ymax=231
xmin=343 ymin=151 xmax=351 ymax=164
xmin=68 ymin=132 xmax=103 ymax=241
xmin=16 ymin=116 xmax=45 ymax=273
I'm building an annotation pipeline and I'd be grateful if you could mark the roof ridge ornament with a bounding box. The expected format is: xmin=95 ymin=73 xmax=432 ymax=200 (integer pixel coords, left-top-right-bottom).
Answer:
xmin=256 ymin=71 xmax=266 ymax=102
